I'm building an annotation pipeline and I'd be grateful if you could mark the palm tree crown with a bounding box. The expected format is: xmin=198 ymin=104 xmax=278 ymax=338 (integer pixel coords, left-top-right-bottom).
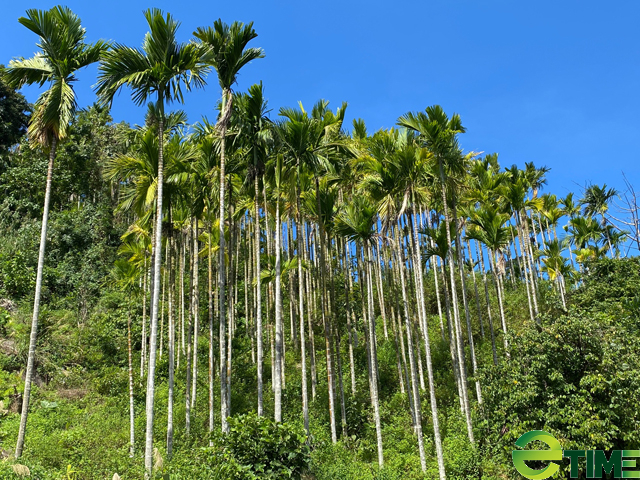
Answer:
xmin=6 ymin=6 xmax=108 ymax=145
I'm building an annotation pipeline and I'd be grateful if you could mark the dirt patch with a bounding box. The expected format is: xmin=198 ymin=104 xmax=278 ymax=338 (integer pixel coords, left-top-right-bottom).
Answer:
xmin=56 ymin=388 xmax=87 ymax=401
xmin=0 ymin=298 xmax=16 ymax=312
xmin=0 ymin=338 xmax=17 ymax=356
xmin=8 ymin=389 xmax=22 ymax=413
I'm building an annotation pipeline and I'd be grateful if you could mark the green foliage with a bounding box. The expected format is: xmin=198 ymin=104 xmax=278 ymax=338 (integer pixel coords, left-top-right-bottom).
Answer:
xmin=480 ymin=258 xmax=640 ymax=476
xmin=218 ymin=413 xmax=309 ymax=478
xmin=0 ymin=66 xmax=30 ymax=170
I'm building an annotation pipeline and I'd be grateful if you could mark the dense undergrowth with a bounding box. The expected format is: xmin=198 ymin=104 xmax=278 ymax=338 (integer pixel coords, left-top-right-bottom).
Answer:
xmin=1 ymin=256 xmax=639 ymax=478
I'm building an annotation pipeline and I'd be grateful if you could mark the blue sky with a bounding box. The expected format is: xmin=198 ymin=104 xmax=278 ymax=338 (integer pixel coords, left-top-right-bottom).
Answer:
xmin=2 ymin=1 xmax=639 ymax=224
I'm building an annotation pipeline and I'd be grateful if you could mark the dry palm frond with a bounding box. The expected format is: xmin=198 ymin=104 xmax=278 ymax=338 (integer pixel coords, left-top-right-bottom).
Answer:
xmin=12 ymin=464 xmax=31 ymax=477
xmin=153 ymin=447 xmax=163 ymax=471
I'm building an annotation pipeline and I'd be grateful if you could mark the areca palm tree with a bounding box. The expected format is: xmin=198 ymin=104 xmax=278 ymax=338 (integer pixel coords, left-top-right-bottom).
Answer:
xmin=277 ymin=100 xmax=350 ymax=438
xmin=580 ymin=184 xmax=618 ymax=257
xmin=194 ymin=20 xmax=264 ymax=434
xmin=335 ymin=197 xmax=384 ymax=469
xmin=468 ymin=206 xmax=512 ymax=356
xmin=96 ymin=9 xmax=205 ymax=474
xmin=357 ymin=128 xmax=446 ymax=477
xmin=234 ymin=83 xmax=271 ymax=417
xmin=537 ymin=239 xmax=570 ymax=308
xmin=5 ymin=6 xmax=108 ymax=458
xmin=397 ymin=105 xmax=475 ymax=444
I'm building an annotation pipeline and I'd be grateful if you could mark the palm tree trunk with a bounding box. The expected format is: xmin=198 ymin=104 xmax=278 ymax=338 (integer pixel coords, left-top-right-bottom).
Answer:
xmin=143 ymin=94 xmax=165 ymax=476
xmin=141 ymin=254 xmax=148 ymax=377
xmin=218 ymin=89 xmax=230 ymax=434
xmin=365 ymin=241 xmax=384 ymax=468
xmin=208 ymin=220 xmax=214 ymax=441
xmin=167 ymin=235 xmax=176 ymax=456
xmin=425 ymin=212 xmax=446 ymax=340
xmin=191 ymin=220 xmax=199 ymax=412
xmin=304 ymin=224 xmax=317 ymax=399
xmin=180 ymin=234 xmax=186 ymax=364
xmin=466 ymin=240 xmax=484 ymax=338
xmin=128 ymin=307 xmax=135 ymax=458
xmin=159 ymin=248 xmax=167 ymax=359
xmin=515 ymin=214 xmax=535 ymax=322
xmin=315 ymin=178 xmax=337 ymax=443
xmin=15 ymin=137 xmax=57 ymax=458
xmin=287 ymin=216 xmax=298 ymax=350
xmin=438 ymin=163 xmax=474 ymax=444
xmin=255 ymin=177 xmax=264 ymax=416
xmin=489 ymin=250 xmax=509 ymax=357
xmin=295 ymin=211 xmax=309 ymax=433
xmin=373 ymin=244 xmax=388 ymax=340
xmin=342 ymin=240 xmax=357 ymax=394
xmin=274 ymin=188 xmax=283 ymax=422
xmin=226 ymin=189 xmax=234 ymax=413
xmin=476 ymin=241 xmax=497 ymax=365
xmin=406 ymin=212 xmax=447 ymax=476
xmin=395 ymin=229 xmax=429 ymax=475
xmin=185 ymin=225 xmax=193 ymax=435
xmin=451 ymin=205 xmax=482 ymax=405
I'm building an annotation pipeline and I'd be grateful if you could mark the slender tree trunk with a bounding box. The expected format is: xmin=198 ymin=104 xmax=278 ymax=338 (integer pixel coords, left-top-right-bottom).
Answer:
xmin=254 ymin=177 xmax=264 ymax=416
xmin=226 ymin=189 xmax=235 ymax=413
xmin=374 ymin=244 xmax=388 ymax=340
xmin=295 ymin=210 xmax=309 ymax=433
xmin=143 ymin=96 xmax=165 ymax=476
xmin=128 ymin=307 xmax=135 ymax=458
xmin=185 ymin=225 xmax=193 ymax=435
xmin=191 ymin=220 xmax=199 ymax=413
xmin=451 ymin=206 xmax=482 ymax=405
xmin=477 ymin=241 xmax=497 ymax=365
xmin=218 ymin=91 xmax=230 ymax=434
xmin=167 ymin=235 xmax=176 ymax=456
xmin=395 ymin=230 xmax=429 ymax=475
xmin=274 ymin=188 xmax=283 ymax=422
xmin=438 ymin=163 xmax=474 ymax=444
xmin=489 ymin=250 xmax=509 ymax=357
xmin=208 ymin=220 xmax=214 ymax=442
xmin=305 ymin=226 xmax=317 ymax=399
xmin=406 ymin=213 xmax=447 ymax=477
xmin=425 ymin=212 xmax=446 ymax=340
xmin=180 ymin=234 xmax=186 ymax=365
xmin=467 ymin=240 xmax=484 ymax=338
xmin=141 ymin=254 xmax=147 ymax=377
xmin=365 ymin=241 xmax=384 ymax=468
xmin=160 ymin=248 xmax=167 ymax=358
xmin=342 ymin=240 xmax=357 ymax=394
xmin=515 ymin=215 xmax=535 ymax=322
xmin=15 ymin=137 xmax=57 ymax=458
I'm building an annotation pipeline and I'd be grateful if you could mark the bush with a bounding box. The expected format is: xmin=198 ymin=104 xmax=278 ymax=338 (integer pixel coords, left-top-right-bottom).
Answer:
xmin=218 ymin=413 xmax=310 ymax=479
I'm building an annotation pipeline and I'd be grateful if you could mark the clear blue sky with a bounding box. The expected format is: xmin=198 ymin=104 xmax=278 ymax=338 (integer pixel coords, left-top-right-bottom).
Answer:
xmin=2 ymin=1 xmax=639 ymax=216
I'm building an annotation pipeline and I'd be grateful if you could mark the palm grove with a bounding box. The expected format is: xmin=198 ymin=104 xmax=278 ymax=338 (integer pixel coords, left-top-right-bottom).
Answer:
xmin=1 ymin=6 xmax=639 ymax=479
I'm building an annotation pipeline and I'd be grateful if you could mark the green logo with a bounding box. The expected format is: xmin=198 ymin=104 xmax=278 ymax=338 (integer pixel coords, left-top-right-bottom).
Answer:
xmin=512 ymin=430 xmax=563 ymax=479
xmin=513 ymin=430 xmax=640 ymax=479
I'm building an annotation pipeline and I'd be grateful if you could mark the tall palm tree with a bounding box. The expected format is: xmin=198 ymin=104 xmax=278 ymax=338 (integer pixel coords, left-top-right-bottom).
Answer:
xmin=580 ymin=184 xmax=618 ymax=257
xmin=397 ymin=105 xmax=475 ymax=444
xmin=357 ymin=128 xmax=446 ymax=477
xmin=235 ymin=83 xmax=271 ymax=417
xmin=335 ymin=197 xmax=384 ymax=468
xmin=96 ymin=9 xmax=205 ymax=474
xmin=277 ymin=101 xmax=350 ymax=438
xmin=468 ymin=206 xmax=511 ymax=355
xmin=5 ymin=6 xmax=108 ymax=458
xmin=194 ymin=20 xmax=264 ymax=434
